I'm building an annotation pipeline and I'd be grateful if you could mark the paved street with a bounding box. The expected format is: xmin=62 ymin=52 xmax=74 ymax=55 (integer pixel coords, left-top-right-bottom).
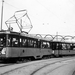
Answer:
xmin=0 ymin=57 xmax=75 ymax=75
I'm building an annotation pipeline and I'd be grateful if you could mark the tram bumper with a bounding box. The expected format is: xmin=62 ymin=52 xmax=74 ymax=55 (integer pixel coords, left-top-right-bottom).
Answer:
xmin=0 ymin=54 xmax=6 ymax=59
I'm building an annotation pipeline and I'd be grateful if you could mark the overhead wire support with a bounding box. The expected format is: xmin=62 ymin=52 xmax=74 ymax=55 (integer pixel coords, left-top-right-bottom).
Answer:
xmin=1 ymin=0 xmax=4 ymax=30
xmin=35 ymin=0 xmax=65 ymax=23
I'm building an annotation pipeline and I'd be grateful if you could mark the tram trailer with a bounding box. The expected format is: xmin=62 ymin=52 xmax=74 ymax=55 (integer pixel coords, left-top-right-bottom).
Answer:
xmin=52 ymin=41 xmax=75 ymax=57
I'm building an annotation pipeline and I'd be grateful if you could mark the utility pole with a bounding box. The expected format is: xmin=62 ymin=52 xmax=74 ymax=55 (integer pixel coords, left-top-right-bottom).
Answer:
xmin=1 ymin=0 xmax=4 ymax=30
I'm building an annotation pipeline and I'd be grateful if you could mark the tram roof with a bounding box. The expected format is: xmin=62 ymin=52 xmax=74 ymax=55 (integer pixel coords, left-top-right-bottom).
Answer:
xmin=0 ymin=30 xmax=42 ymax=40
xmin=0 ymin=30 xmax=20 ymax=35
xmin=0 ymin=30 xmax=75 ymax=43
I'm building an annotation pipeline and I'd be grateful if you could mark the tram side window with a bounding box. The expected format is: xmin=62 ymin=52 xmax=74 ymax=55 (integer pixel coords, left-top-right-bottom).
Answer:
xmin=62 ymin=44 xmax=66 ymax=50
xmin=41 ymin=41 xmax=50 ymax=49
xmin=12 ymin=37 xmax=19 ymax=47
xmin=20 ymin=38 xmax=27 ymax=47
xmin=23 ymin=39 xmax=27 ymax=47
xmin=51 ymin=42 xmax=62 ymax=50
xmin=72 ymin=44 xmax=75 ymax=50
xmin=8 ymin=37 xmax=11 ymax=46
xmin=0 ymin=35 xmax=6 ymax=47
xmin=66 ymin=44 xmax=71 ymax=50
xmin=57 ymin=43 xmax=62 ymax=50
xmin=70 ymin=44 xmax=73 ymax=50
xmin=62 ymin=43 xmax=71 ymax=50
xmin=33 ymin=40 xmax=37 ymax=48
xmin=8 ymin=35 xmax=19 ymax=47
xmin=52 ymin=43 xmax=57 ymax=50
xmin=28 ymin=39 xmax=33 ymax=47
xmin=20 ymin=37 xmax=38 ymax=48
xmin=27 ymin=39 xmax=37 ymax=48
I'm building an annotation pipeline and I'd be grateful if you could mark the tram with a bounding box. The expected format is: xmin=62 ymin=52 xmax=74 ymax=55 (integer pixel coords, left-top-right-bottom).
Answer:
xmin=0 ymin=30 xmax=52 ymax=60
xmin=0 ymin=0 xmax=75 ymax=61
xmin=51 ymin=41 xmax=75 ymax=57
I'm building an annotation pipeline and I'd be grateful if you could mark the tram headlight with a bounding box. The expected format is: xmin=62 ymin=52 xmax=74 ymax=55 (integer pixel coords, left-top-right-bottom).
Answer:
xmin=52 ymin=50 xmax=54 ymax=54
xmin=1 ymin=48 xmax=6 ymax=54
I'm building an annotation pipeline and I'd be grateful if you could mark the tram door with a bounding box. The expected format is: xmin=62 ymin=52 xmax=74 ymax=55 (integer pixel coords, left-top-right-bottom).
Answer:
xmin=52 ymin=42 xmax=62 ymax=57
xmin=40 ymin=40 xmax=52 ymax=57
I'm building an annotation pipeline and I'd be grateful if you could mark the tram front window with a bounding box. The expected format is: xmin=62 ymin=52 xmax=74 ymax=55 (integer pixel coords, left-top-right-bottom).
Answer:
xmin=0 ymin=34 xmax=6 ymax=47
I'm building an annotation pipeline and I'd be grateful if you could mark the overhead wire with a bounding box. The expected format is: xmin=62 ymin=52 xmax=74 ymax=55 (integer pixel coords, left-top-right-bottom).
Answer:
xmin=4 ymin=1 xmax=19 ymax=10
xmin=4 ymin=1 xmax=45 ymax=25
xmin=4 ymin=1 xmax=34 ymax=33
xmin=2 ymin=0 xmax=62 ymax=28
xmin=35 ymin=0 xmax=65 ymax=23
xmin=4 ymin=0 xmax=53 ymax=25
xmin=69 ymin=0 xmax=75 ymax=6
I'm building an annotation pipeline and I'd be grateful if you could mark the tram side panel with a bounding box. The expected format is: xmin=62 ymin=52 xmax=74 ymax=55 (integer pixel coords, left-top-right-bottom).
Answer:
xmin=5 ymin=40 xmax=53 ymax=59
xmin=40 ymin=40 xmax=53 ymax=57
xmin=58 ymin=43 xmax=75 ymax=56
xmin=58 ymin=50 xmax=75 ymax=56
xmin=5 ymin=47 xmax=41 ymax=59
xmin=53 ymin=42 xmax=75 ymax=56
xmin=6 ymin=47 xmax=21 ymax=58
xmin=6 ymin=48 xmax=53 ymax=59
xmin=19 ymin=48 xmax=41 ymax=59
xmin=40 ymin=48 xmax=52 ymax=57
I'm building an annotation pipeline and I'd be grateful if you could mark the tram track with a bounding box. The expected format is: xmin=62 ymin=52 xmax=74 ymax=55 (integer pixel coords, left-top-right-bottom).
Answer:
xmin=0 ymin=57 xmax=33 ymax=67
xmin=0 ymin=64 xmax=11 ymax=67
xmin=30 ymin=58 xmax=75 ymax=75
xmin=0 ymin=58 xmax=52 ymax=75
xmin=0 ymin=61 xmax=17 ymax=68
xmin=0 ymin=57 xmax=74 ymax=75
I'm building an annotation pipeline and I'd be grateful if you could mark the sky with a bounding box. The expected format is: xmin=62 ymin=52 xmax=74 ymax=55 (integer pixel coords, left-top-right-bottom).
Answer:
xmin=0 ymin=0 xmax=75 ymax=36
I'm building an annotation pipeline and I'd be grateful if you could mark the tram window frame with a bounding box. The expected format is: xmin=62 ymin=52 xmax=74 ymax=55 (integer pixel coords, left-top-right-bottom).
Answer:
xmin=66 ymin=43 xmax=71 ymax=50
xmin=0 ymin=34 xmax=6 ymax=47
xmin=41 ymin=40 xmax=51 ymax=49
xmin=7 ymin=34 xmax=19 ymax=47
xmin=62 ymin=43 xmax=71 ymax=50
xmin=51 ymin=42 xmax=57 ymax=50
xmin=28 ymin=39 xmax=33 ymax=47
xmin=27 ymin=38 xmax=38 ymax=48
xmin=20 ymin=36 xmax=38 ymax=48
xmin=20 ymin=36 xmax=28 ymax=47
xmin=51 ymin=42 xmax=62 ymax=50
xmin=58 ymin=43 xmax=62 ymax=50
xmin=56 ymin=42 xmax=62 ymax=50
xmin=72 ymin=43 xmax=75 ymax=50
xmin=70 ymin=43 xmax=73 ymax=50
xmin=62 ymin=43 xmax=67 ymax=50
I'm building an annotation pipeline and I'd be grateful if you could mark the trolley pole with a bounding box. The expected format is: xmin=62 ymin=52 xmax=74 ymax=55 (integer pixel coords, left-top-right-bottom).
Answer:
xmin=0 ymin=0 xmax=4 ymax=31
xmin=56 ymin=32 xmax=58 ymax=41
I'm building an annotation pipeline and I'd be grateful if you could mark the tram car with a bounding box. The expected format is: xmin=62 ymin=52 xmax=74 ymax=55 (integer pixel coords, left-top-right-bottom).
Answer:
xmin=51 ymin=41 xmax=75 ymax=57
xmin=0 ymin=30 xmax=52 ymax=60
xmin=0 ymin=30 xmax=75 ymax=61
